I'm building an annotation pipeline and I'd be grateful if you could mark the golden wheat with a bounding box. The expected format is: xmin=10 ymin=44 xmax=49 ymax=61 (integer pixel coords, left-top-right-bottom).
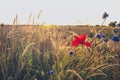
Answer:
xmin=22 ymin=43 xmax=36 ymax=57
xmin=66 ymin=69 xmax=83 ymax=80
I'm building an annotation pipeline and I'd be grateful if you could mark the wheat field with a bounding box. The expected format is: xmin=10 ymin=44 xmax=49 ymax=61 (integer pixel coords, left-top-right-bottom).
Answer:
xmin=0 ymin=24 xmax=120 ymax=80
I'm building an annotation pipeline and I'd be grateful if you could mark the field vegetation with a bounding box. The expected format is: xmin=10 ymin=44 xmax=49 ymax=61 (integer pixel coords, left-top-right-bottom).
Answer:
xmin=0 ymin=23 xmax=120 ymax=80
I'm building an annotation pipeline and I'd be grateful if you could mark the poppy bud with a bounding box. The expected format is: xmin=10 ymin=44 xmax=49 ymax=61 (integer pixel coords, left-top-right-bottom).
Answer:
xmin=89 ymin=32 xmax=94 ymax=38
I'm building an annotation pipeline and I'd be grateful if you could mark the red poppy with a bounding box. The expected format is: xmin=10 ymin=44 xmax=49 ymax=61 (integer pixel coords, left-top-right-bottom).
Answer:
xmin=83 ymin=42 xmax=92 ymax=48
xmin=72 ymin=34 xmax=92 ymax=48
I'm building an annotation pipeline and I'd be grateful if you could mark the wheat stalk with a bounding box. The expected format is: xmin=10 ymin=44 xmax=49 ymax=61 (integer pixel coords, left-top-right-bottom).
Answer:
xmin=50 ymin=37 xmax=57 ymax=51
xmin=27 ymin=12 xmax=32 ymax=25
xmin=50 ymin=37 xmax=59 ymax=62
xmin=102 ymin=64 xmax=120 ymax=69
xmin=88 ymin=63 xmax=108 ymax=75
xmin=32 ymin=16 xmax=35 ymax=25
xmin=86 ymin=73 xmax=107 ymax=80
xmin=22 ymin=43 xmax=36 ymax=57
xmin=66 ymin=69 xmax=83 ymax=80
xmin=37 ymin=10 xmax=43 ymax=19
xmin=28 ymin=12 xmax=32 ymax=19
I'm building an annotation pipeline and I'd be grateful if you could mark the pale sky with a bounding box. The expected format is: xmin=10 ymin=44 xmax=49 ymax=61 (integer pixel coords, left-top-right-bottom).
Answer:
xmin=0 ymin=0 xmax=120 ymax=25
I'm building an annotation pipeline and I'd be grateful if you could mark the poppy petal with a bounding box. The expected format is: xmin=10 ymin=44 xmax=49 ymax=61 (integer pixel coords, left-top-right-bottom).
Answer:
xmin=83 ymin=42 xmax=92 ymax=48
xmin=75 ymin=34 xmax=87 ymax=44
xmin=79 ymin=34 xmax=87 ymax=44
xmin=72 ymin=39 xmax=80 ymax=46
xmin=72 ymin=34 xmax=87 ymax=47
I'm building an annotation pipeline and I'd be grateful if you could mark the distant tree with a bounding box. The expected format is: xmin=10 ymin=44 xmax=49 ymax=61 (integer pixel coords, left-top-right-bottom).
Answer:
xmin=0 ymin=23 xmax=4 ymax=28
xmin=101 ymin=12 xmax=109 ymax=26
xmin=96 ymin=25 xmax=100 ymax=27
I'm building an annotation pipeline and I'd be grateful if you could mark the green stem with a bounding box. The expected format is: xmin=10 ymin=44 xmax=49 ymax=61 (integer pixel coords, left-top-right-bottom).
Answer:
xmin=101 ymin=19 xmax=106 ymax=26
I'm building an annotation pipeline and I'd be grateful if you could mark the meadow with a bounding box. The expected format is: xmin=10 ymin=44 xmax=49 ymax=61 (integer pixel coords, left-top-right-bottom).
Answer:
xmin=0 ymin=24 xmax=120 ymax=80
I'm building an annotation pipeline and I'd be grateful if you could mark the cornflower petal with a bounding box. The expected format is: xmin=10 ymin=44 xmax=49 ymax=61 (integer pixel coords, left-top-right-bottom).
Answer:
xmin=49 ymin=70 xmax=54 ymax=75
xmin=112 ymin=35 xmax=120 ymax=42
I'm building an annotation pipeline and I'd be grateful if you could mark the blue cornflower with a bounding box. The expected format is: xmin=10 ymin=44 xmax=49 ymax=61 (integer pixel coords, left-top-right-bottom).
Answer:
xmin=112 ymin=35 xmax=120 ymax=42
xmin=102 ymin=33 xmax=105 ymax=38
xmin=69 ymin=50 xmax=74 ymax=55
xmin=96 ymin=33 xmax=105 ymax=39
xmin=102 ymin=12 xmax=109 ymax=19
xmin=49 ymin=70 xmax=54 ymax=75
xmin=117 ymin=23 xmax=120 ymax=27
